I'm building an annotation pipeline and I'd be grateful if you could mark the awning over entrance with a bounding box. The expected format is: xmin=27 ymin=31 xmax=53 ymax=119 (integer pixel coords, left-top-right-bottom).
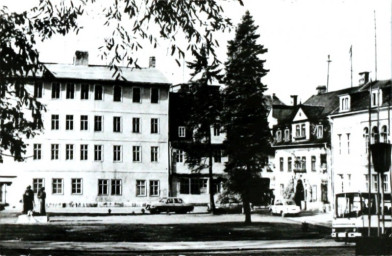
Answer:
xmin=0 ymin=175 xmax=17 ymax=185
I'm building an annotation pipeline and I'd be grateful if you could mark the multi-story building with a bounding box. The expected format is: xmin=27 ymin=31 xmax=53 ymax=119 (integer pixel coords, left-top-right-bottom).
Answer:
xmin=0 ymin=52 xmax=171 ymax=208
xmin=169 ymin=84 xmax=284 ymax=204
xmin=271 ymin=86 xmax=343 ymax=211
xmin=330 ymin=75 xmax=392 ymax=195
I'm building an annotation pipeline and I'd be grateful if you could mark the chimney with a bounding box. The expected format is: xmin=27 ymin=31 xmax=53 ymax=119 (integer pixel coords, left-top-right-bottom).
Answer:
xmin=359 ymin=71 xmax=370 ymax=85
xmin=74 ymin=51 xmax=89 ymax=65
xmin=291 ymin=95 xmax=298 ymax=106
xmin=316 ymin=85 xmax=327 ymax=95
xmin=149 ymin=56 xmax=156 ymax=68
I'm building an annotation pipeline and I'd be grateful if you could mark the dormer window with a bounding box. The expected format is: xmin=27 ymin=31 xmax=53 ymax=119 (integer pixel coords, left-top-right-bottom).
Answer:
xmin=276 ymin=130 xmax=282 ymax=142
xmin=316 ymin=125 xmax=323 ymax=139
xmin=284 ymin=129 xmax=290 ymax=142
xmin=294 ymin=123 xmax=306 ymax=139
xmin=371 ymin=89 xmax=382 ymax=107
xmin=339 ymin=95 xmax=350 ymax=112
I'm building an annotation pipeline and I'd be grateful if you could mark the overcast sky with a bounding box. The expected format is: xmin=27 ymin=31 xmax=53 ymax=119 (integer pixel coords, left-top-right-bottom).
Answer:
xmin=3 ymin=0 xmax=391 ymax=104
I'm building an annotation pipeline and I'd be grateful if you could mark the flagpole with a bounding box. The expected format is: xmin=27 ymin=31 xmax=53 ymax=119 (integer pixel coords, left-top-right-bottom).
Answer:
xmin=350 ymin=46 xmax=353 ymax=88
xmin=326 ymin=55 xmax=331 ymax=92
xmin=374 ymin=10 xmax=378 ymax=81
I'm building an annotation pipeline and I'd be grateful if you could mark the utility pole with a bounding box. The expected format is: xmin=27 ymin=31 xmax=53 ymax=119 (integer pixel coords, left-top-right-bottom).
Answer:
xmin=326 ymin=55 xmax=332 ymax=92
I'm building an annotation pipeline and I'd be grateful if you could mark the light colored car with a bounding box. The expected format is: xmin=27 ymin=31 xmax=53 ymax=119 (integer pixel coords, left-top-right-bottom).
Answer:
xmin=270 ymin=199 xmax=301 ymax=217
xmin=145 ymin=197 xmax=194 ymax=214
xmin=208 ymin=196 xmax=243 ymax=214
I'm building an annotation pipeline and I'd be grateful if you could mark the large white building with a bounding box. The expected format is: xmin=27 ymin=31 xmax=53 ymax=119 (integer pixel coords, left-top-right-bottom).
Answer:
xmin=330 ymin=77 xmax=392 ymax=195
xmin=0 ymin=52 xmax=171 ymax=209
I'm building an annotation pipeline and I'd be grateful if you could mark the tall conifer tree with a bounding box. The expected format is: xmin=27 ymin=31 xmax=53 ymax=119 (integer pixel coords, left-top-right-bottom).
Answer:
xmin=222 ymin=11 xmax=270 ymax=223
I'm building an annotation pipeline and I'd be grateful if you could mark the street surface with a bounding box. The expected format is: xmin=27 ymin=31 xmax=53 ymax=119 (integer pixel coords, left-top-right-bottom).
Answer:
xmin=0 ymin=209 xmax=350 ymax=255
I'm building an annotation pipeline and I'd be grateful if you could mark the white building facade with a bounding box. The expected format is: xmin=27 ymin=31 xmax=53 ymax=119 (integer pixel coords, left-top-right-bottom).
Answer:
xmin=0 ymin=52 xmax=171 ymax=209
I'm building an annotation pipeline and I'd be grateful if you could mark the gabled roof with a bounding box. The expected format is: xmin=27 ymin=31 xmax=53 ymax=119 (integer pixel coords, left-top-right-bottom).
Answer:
xmin=272 ymin=105 xmax=296 ymax=124
xmin=43 ymin=63 xmax=170 ymax=85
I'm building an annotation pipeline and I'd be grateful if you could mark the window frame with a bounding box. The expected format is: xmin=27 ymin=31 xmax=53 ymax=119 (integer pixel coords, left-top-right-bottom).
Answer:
xmin=71 ymin=178 xmax=83 ymax=195
xmin=150 ymin=87 xmax=159 ymax=104
xmin=94 ymin=115 xmax=103 ymax=132
xmin=33 ymin=143 xmax=41 ymax=160
xmin=52 ymin=178 xmax=63 ymax=194
xmin=113 ymin=145 xmax=122 ymax=162
xmin=34 ymin=82 xmax=43 ymax=98
xmin=66 ymin=83 xmax=75 ymax=99
xmin=151 ymin=146 xmax=159 ymax=162
xmin=111 ymin=179 xmax=122 ymax=196
xmin=178 ymin=126 xmax=186 ymax=138
xmin=51 ymin=144 xmax=59 ymax=160
xmin=133 ymin=146 xmax=141 ymax=162
xmin=80 ymin=144 xmax=88 ymax=161
xmin=65 ymin=144 xmax=74 ymax=160
xmin=132 ymin=117 xmax=141 ymax=133
xmin=98 ymin=179 xmax=109 ymax=195
xmin=51 ymin=82 xmax=60 ymax=99
xmin=151 ymin=118 xmax=159 ymax=134
xmin=113 ymin=116 xmax=122 ymax=133
xmin=94 ymin=144 xmax=103 ymax=161
xmin=133 ymin=87 xmax=141 ymax=103
xmin=80 ymin=115 xmax=88 ymax=131
xmin=51 ymin=114 xmax=59 ymax=130
xmin=136 ymin=180 xmax=146 ymax=197
xmin=94 ymin=84 xmax=103 ymax=100
xmin=113 ymin=85 xmax=122 ymax=102
xmin=149 ymin=180 xmax=160 ymax=197
xmin=81 ymin=83 xmax=89 ymax=100
xmin=33 ymin=178 xmax=44 ymax=193
xmin=65 ymin=115 xmax=74 ymax=130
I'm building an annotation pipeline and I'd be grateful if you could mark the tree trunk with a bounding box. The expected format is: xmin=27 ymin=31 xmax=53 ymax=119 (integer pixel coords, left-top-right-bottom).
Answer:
xmin=243 ymin=192 xmax=252 ymax=224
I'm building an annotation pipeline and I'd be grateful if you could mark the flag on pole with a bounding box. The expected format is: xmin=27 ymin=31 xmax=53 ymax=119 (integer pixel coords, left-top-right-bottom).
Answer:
xmin=349 ymin=45 xmax=352 ymax=58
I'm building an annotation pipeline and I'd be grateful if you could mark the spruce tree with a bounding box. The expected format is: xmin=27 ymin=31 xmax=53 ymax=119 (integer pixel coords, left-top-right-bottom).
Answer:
xmin=222 ymin=11 xmax=271 ymax=224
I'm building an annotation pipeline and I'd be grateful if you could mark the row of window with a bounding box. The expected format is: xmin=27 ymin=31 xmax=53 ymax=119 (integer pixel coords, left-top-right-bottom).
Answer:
xmin=177 ymin=125 xmax=221 ymax=138
xmin=34 ymin=82 xmax=160 ymax=103
xmin=275 ymin=124 xmax=323 ymax=142
xmin=174 ymin=150 xmax=223 ymax=163
xmin=339 ymin=89 xmax=382 ymax=112
xmin=33 ymin=144 xmax=159 ymax=162
xmin=179 ymin=178 xmax=222 ymax=195
xmin=51 ymin=115 xmax=159 ymax=134
xmin=279 ymin=155 xmax=325 ymax=172
xmin=32 ymin=178 xmax=160 ymax=196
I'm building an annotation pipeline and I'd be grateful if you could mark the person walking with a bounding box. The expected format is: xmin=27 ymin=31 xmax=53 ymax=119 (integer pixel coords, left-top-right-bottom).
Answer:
xmin=37 ymin=187 xmax=46 ymax=215
xmin=22 ymin=185 xmax=34 ymax=214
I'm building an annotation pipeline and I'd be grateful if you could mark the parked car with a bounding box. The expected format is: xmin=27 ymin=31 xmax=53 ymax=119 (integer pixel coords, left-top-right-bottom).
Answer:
xmin=208 ymin=196 xmax=243 ymax=214
xmin=270 ymin=199 xmax=301 ymax=217
xmin=145 ymin=197 xmax=194 ymax=214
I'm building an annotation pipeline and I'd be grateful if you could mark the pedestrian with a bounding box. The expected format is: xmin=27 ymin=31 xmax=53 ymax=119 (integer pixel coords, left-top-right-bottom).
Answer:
xmin=37 ymin=187 xmax=46 ymax=215
xmin=22 ymin=185 xmax=34 ymax=214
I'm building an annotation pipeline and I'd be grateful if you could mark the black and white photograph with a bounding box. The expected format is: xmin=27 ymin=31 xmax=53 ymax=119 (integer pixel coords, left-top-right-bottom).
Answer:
xmin=0 ymin=0 xmax=391 ymax=255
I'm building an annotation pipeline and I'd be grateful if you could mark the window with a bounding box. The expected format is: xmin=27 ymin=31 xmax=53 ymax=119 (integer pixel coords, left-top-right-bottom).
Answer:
xmin=66 ymin=115 xmax=74 ymax=130
xmin=113 ymin=116 xmax=121 ymax=133
xmin=288 ymin=157 xmax=292 ymax=172
xmin=276 ymin=130 xmax=282 ymax=142
xmin=340 ymin=95 xmax=350 ymax=111
xmin=98 ymin=179 xmax=109 ymax=195
xmin=133 ymin=87 xmax=141 ymax=103
xmin=113 ymin=145 xmax=122 ymax=162
xmin=66 ymin=83 xmax=74 ymax=99
xmin=363 ymin=127 xmax=369 ymax=153
xmin=178 ymin=126 xmax=186 ymax=138
xmin=113 ymin=85 xmax=122 ymax=102
xmin=372 ymin=174 xmax=378 ymax=191
xmin=311 ymin=185 xmax=317 ymax=201
xmin=279 ymin=157 xmax=284 ymax=171
xmin=33 ymin=178 xmax=44 ymax=193
xmin=34 ymin=82 xmax=42 ymax=98
xmin=213 ymin=125 xmax=221 ymax=136
xmin=151 ymin=88 xmax=159 ymax=103
xmin=338 ymin=134 xmax=342 ymax=155
xmin=372 ymin=126 xmax=379 ymax=144
xmin=149 ymin=180 xmax=160 ymax=196
xmin=295 ymin=125 xmax=300 ymax=137
xmin=383 ymin=174 xmax=390 ymax=192
xmin=133 ymin=146 xmax=141 ymax=162
xmin=301 ymin=157 xmax=306 ymax=171
xmin=316 ymin=125 xmax=323 ymax=139
xmin=52 ymin=82 xmax=60 ymax=99
xmin=284 ymin=129 xmax=290 ymax=141
xmin=180 ymin=178 xmax=190 ymax=194
xmin=301 ymin=124 xmax=306 ymax=137
xmin=81 ymin=84 xmax=89 ymax=100
xmin=347 ymin=133 xmax=350 ymax=154
xmin=176 ymin=150 xmax=184 ymax=162
xmin=132 ymin=118 xmax=140 ymax=133
xmin=95 ymin=85 xmax=103 ymax=100
xmin=214 ymin=150 xmax=222 ymax=163
xmin=80 ymin=115 xmax=88 ymax=130
xmin=111 ymin=179 xmax=122 ymax=195
xmin=151 ymin=118 xmax=158 ymax=134
xmin=371 ymin=89 xmax=382 ymax=107
xmin=52 ymin=178 xmax=63 ymax=194
xmin=151 ymin=146 xmax=158 ymax=162
xmin=71 ymin=178 xmax=82 ymax=194
xmin=136 ymin=180 xmax=146 ymax=196
xmin=51 ymin=144 xmax=59 ymax=160
xmin=311 ymin=156 xmax=316 ymax=172
xmin=66 ymin=144 xmax=74 ymax=160
xmin=80 ymin=144 xmax=88 ymax=160
xmin=51 ymin=114 xmax=59 ymax=130
xmin=94 ymin=145 xmax=103 ymax=161
xmin=33 ymin=144 xmax=41 ymax=160
xmin=94 ymin=116 xmax=103 ymax=132
xmin=381 ymin=125 xmax=388 ymax=143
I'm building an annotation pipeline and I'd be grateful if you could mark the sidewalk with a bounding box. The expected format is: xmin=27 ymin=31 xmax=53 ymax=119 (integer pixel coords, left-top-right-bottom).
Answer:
xmin=0 ymin=239 xmax=352 ymax=253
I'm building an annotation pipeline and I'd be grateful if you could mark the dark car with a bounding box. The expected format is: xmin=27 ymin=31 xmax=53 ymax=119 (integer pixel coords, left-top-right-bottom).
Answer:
xmin=145 ymin=197 xmax=194 ymax=214
xmin=208 ymin=196 xmax=243 ymax=214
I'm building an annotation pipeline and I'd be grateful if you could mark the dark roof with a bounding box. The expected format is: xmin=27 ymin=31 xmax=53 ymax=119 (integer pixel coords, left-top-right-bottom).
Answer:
xmin=265 ymin=94 xmax=286 ymax=107
xmin=42 ymin=63 xmax=170 ymax=85
xmin=304 ymin=85 xmax=361 ymax=115
xmin=272 ymin=105 xmax=296 ymax=124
